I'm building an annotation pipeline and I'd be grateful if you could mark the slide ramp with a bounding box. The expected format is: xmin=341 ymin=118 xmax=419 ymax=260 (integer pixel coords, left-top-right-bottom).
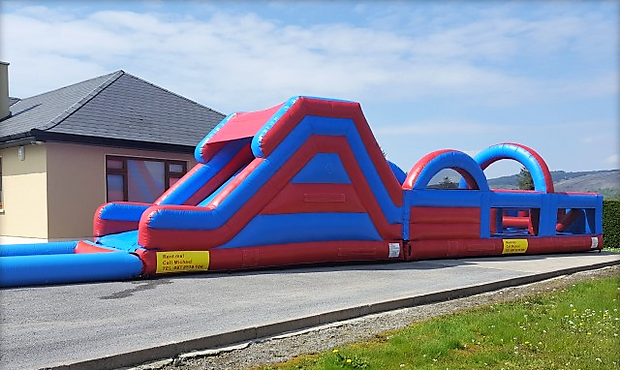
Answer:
xmin=94 ymin=96 xmax=406 ymax=275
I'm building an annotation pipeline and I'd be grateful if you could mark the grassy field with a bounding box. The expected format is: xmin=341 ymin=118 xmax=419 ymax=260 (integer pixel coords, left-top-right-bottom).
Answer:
xmin=260 ymin=275 xmax=620 ymax=370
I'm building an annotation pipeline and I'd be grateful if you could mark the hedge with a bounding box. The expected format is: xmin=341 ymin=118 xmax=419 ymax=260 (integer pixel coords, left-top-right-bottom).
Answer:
xmin=603 ymin=200 xmax=619 ymax=249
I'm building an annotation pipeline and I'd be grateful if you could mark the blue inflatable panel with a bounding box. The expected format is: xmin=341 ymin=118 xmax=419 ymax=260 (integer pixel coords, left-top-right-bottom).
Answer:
xmin=170 ymin=139 xmax=251 ymax=204
xmin=0 ymin=241 xmax=78 ymax=257
xmin=408 ymin=189 xmax=487 ymax=207
xmin=218 ymin=213 xmax=383 ymax=249
xmin=97 ymin=231 xmax=140 ymax=252
xmin=198 ymin=165 xmax=247 ymax=207
xmin=0 ymin=252 xmax=143 ymax=287
xmin=292 ymin=153 xmax=351 ymax=184
xmin=388 ymin=160 xmax=406 ymax=185
xmin=99 ymin=203 xmax=150 ymax=222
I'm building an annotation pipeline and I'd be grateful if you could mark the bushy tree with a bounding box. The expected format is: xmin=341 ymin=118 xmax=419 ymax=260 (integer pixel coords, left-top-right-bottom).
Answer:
xmin=437 ymin=176 xmax=458 ymax=189
xmin=517 ymin=167 xmax=534 ymax=190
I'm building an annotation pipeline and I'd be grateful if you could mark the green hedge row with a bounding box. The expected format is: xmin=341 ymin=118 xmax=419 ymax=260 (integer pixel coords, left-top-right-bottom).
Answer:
xmin=603 ymin=200 xmax=619 ymax=249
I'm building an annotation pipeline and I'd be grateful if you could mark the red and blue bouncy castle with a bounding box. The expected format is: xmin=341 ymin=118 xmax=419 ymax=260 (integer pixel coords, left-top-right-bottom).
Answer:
xmin=0 ymin=96 xmax=603 ymax=287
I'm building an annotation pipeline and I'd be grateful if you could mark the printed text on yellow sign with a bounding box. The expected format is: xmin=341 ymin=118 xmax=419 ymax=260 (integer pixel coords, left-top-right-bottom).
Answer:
xmin=156 ymin=251 xmax=210 ymax=274
xmin=502 ymin=239 xmax=529 ymax=254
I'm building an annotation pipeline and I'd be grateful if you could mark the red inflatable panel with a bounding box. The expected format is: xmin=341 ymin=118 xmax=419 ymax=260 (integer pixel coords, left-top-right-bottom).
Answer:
xmin=408 ymin=238 xmax=500 ymax=260
xmin=409 ymin=207 xmax=481 ymax=240
xmin=93 ymin=219 xmax=138 ymax=238
xmin=410 ymin=223 xmax=481 ymax=240
xmin=410 ymin=207 xmax=480 ymax=224
xmin=208 ymin=103 xmax=284 ymax=144
xmin=93 ymin=202 xmax=150 ymax=237
xmin=408 ymin=235 xmax=602 ymax=261
xmin=135 ymin=248 xmax=155 ymax=274
xmin=198 ymin=141 xmax=226 ymax=164
xmin=75 ymin=240 xmax=117 ymax=254
xmin=261 ymin=183 xmax=365 ymax=214
xmin=556 ymin=209 xmax=582 ymax=232
xmin=137 ymin=240 xmax=403 ymax=275
xmin=208 ymin=241 xmax=392 ymax=271
xmin=502 ymin=216 xmax=530 ymax=228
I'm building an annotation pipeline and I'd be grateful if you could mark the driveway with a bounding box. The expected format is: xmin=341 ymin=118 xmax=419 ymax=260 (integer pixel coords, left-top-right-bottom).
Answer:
xmin=1 ymin=251 xmax=618 ymax=370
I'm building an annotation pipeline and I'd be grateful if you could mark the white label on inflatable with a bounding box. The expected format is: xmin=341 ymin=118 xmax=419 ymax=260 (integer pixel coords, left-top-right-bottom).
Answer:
xmin=591 ymin=236 xmax=599 ymax=249
xmin=388 ymin=242 xmax=400 ymax=258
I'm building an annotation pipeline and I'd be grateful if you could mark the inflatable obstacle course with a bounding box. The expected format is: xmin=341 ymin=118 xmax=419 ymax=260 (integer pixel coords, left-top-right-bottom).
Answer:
xmin=0 ymin=96 xmax=603 ymax=287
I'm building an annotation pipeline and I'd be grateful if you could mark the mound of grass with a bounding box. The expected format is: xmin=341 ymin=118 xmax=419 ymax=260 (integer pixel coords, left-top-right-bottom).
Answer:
xmin=262 ymin=276 xmax=620 ymax=370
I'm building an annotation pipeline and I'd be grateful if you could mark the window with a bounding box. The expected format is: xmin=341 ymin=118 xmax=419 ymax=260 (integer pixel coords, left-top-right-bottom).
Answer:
xmin=106 ymin=156 xmax=187 ymax=203
xmin=0 ymin=157 xmax=3 ymax=210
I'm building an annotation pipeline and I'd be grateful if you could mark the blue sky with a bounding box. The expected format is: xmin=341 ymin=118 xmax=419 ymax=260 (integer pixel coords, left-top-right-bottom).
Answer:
xmin=1 ymin=0 xmax=618 ymax=178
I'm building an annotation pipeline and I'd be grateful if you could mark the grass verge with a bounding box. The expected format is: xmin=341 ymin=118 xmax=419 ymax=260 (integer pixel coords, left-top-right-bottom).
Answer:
xmin=260 ymin=275 xmax=620 ymax=370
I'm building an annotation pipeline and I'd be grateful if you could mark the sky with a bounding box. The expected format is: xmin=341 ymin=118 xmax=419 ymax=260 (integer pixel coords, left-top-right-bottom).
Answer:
xmin=0 ymin=0 xmax=618 ymax=178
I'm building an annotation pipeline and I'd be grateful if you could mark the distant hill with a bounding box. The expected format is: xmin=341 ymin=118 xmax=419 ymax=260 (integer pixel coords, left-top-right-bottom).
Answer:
xmin=487 ymin=169 xmax=620 ymax=198
xmin=428 ymin=169 xmax=619 ymax=198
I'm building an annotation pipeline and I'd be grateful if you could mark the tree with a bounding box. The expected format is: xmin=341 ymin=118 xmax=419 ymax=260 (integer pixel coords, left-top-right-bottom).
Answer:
xmin=517 ymin=167 xmax=534 ymax=190
xmin=437 ymin=176 xmax=458 ymax=189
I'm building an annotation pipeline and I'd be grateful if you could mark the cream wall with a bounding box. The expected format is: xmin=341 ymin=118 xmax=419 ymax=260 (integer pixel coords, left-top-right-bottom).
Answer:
xmin=45 ymin=142 xmax=196 ymax=240
xmin=0 ymin=144 xmax=49 ymax=239
xmin=1 ymin=142 xmax=197 ymax=240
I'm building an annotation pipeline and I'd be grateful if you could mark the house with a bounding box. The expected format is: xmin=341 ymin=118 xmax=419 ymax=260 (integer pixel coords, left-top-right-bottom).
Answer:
xmin=0 ymin=62 xmax=224 ymax=241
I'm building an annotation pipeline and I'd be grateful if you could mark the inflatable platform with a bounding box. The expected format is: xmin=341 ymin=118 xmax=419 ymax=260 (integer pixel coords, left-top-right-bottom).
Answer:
xmin=0 ymin=96 xmax=603 ymax=287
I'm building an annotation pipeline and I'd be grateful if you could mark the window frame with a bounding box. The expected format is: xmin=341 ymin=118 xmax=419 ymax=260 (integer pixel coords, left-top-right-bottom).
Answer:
xmin=105 ymin=155 xmax=187 ymax=203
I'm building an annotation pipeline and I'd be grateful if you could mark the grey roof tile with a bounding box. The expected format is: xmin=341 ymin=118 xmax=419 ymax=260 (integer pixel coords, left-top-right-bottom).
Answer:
xmin=1 ymin=71 xmax=121 ymax=138
xmin=1 ymin=71 xmax=224 ymax=148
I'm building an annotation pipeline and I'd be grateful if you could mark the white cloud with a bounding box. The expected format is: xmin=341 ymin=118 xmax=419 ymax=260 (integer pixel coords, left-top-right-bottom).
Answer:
xmin=606 ymin=154 xmax=619 ymax=167
xmin=1 ymin=3 xmax=616 ymax=112
xmin=0 ymin=1 xmax=617 ymax=177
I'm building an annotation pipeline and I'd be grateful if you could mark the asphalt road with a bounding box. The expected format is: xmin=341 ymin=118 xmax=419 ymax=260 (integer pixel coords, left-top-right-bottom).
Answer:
xmin=1 ymin=251 xmax=618 ymax=370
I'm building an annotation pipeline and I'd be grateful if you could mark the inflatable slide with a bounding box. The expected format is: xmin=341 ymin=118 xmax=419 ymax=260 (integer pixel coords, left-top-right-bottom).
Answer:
xmin=0 ymin=96 xmax=604 ymax=287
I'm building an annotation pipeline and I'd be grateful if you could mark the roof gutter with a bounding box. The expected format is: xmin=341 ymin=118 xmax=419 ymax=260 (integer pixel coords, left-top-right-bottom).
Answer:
xmin=0 ymin=132 xmax=39 ymax=149
xmin=1 ymin=130 xmax=195 ymax=153
xmin=28 ymin=130 xmax=195 ymax=153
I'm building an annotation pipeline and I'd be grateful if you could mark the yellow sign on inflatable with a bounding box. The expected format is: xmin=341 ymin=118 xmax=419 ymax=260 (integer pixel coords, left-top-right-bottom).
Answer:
xmin=502 ymin=239 xmax=529 ymax=254
xmin=156 ymin=251 xmax=210 ymax=273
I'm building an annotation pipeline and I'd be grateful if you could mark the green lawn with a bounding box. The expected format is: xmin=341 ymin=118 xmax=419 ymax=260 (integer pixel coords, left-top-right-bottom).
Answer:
xmin=260 ymin=275 xmax=620 ymax=370
xmin=604 ymin=245 xmax=620 ymax=253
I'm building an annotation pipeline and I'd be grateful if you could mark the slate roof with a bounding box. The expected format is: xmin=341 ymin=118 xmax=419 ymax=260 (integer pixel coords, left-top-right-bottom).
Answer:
xmin=0 ymin=71 xmax=225 ymax=151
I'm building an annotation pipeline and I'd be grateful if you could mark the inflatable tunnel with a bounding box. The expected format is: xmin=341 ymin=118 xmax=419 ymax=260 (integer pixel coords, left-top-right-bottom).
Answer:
xmin=0 ymin=96 xmax=604 ymax=287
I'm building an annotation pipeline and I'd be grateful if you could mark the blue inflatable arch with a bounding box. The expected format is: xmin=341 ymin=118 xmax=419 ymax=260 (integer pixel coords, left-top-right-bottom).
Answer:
xmin=404 ymin=150 xmax=489 ymax=191
xmin=470 ymin=143 xmax=554 ymax=193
